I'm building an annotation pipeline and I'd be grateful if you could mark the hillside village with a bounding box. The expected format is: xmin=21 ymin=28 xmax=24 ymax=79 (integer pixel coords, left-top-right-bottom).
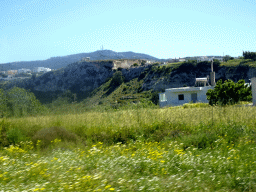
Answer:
xmin=0 ymin=67 xmax=52 ymax=81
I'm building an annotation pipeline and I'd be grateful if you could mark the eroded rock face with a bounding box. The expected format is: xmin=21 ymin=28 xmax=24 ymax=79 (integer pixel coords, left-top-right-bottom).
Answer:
xmin=30 ymin=61 xmax=114 ymax=93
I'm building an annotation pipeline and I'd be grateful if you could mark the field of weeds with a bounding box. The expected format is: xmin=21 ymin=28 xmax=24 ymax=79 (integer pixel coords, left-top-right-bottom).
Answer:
xmin=0 ymin=104 xmax=256 ymax=191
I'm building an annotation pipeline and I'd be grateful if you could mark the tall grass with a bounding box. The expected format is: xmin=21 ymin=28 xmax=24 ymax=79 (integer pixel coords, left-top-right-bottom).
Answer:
xmin=1 ymin=103 xmax=256 ymax=191
xmin=2 ymin=103 xmax=256 ymax=145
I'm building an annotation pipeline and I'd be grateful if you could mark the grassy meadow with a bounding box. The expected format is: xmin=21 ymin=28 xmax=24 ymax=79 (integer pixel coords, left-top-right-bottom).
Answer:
xmin=0 ymin=102 xmax=256 ymax=191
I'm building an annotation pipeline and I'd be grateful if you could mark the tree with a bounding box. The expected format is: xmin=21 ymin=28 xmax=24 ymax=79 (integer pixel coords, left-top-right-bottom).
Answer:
xmin=206 ymin=79 xmax=252 ymax=106
xmin=243 ymin=51 xmax=256 ymax=61
xmin=5 ymin=87 xmax=45 ymax=117
xmin=0 ymin=89 xmax=8 ymax=117
xmin=110 ymin=71 xmax=124 ymax=88
xmin=223 ymin=55 xmax=232 ymax=62
xmin=141 ymin=60 xmax=146 ymax=66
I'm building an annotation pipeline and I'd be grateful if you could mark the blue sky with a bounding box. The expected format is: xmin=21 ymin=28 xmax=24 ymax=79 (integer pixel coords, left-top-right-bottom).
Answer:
xmin=1 ymin=0 xmax=256 ymax=63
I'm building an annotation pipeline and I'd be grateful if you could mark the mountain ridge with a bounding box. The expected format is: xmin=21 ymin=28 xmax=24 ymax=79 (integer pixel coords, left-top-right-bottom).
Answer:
xmin=0 ymin=50 xmax=162 ymax=71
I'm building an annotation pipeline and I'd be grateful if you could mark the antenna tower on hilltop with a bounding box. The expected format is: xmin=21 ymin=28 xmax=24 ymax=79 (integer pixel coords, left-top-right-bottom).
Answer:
xmin=101 ymin=45 xmax=104 ymax=50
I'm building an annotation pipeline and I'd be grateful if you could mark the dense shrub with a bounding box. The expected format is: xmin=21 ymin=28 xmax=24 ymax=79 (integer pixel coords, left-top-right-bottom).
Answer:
xmin=32 ymin=126 xmax=80 ymax=149
xmin=0 ymin=119 xmax=11 ymax=147
xmin=4 ymin=87 xmax=46 ymax=117
xmin=243 ymin=51 xmax=256 ymax=61
xmin=109 ymin=71 xmax=124 ymax=89
xmin=206 ymin=79 xmax=252 ymax=106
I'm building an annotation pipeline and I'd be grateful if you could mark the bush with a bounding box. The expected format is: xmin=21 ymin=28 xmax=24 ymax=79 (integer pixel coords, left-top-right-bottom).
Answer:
xmin=32 ymin=126 xmax=80 ymax=149
xmin=6 ymin=127 xmax=28 ymax=145
xmin=243 ymin=51 xmax=256 ymax=61
xmin=110 ymin=71 xmax=124 ymax=88
xmin=0 ymin=119 xmax=11 ymax=147
xmin=206 ymin=79 xmax=252 ymax=106
xmin=0 ymin=89 xmax=8 ymax=117
xmin=2 ymin=87 xmax=46 ymax=117
xmin=150 ymin=91 xmax=160 ymax=105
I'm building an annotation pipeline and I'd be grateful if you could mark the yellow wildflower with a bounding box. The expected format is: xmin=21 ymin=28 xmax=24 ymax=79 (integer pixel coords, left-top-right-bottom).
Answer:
xmin=105 ymin=185 xmax=111 ymax=189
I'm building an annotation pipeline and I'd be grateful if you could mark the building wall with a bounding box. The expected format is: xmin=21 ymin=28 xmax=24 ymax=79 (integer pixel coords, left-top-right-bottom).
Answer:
xmin=113 ymin=59 xmax=143 ymax=69
xmin=159 ymin=86 xmax=214 ymax=107
xmin=251 ymin=77 xmax=256 ymax=106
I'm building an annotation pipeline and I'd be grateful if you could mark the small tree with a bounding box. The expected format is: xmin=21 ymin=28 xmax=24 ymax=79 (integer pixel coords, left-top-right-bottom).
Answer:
xmin=206 ymin=79 xmax=252 ymax=106
xmin=6 ymin=87 xmax=45 ymax=117
xmin=243 ymin=51 xmax=256 ymax=61
xmin=0 ymin=89 xmax=8 ymax=117
xmin=223 ymin=55 xmax=232 ymax=62
xmin=110 ymin=71 xmax=124 ymax=88
xmin=141 ymin=60 xmax=146 ymax=66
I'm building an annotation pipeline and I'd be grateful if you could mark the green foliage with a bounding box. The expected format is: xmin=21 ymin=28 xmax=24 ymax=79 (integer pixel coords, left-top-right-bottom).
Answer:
xmin=7 ymin=87 xmax=46 ymax=117
xmin=132 ymin=63 xmax=138 ymax=67
xmin=0 ymin=119 xmax=11 ymax=147
xmin=0 ymin=89 xmax=8 ymax=117
xmin=6 ymin=127 xmax=28 ymax=145
xmin=141 ymin=60 xmax=146 ymax=66
xmin=110 ymin=71 xmax=124 ymax=88
xmin=175 ymin=60 xmax=196 ymax=73
xmin=243 ymin=51 xmax=256 ymax=61
xmin=206 ymin=79 xmax=252 ymax=106
xmin=0 ymin=73 xmax=8 ymax=78
xmin=223 ymin=55 xmax=232 ymax=62
xmin=0 ymin=87 xmax=46 ymax=117
xmin=31 ymin=126 xmax=81 ymax=149
xmin=150 ymin=91 xmax=160 ymax=105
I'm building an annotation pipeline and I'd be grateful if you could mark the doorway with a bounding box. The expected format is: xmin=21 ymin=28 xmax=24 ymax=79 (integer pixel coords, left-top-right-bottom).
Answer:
xmin=191 ymin=93 xmax=197 ymax=103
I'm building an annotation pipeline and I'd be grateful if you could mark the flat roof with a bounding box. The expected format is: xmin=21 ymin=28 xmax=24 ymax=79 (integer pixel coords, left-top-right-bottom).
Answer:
xmin=196 ymin=78 xmax=208 ymax=81
xmin=165 ymin=86 xmax=214 ymax=93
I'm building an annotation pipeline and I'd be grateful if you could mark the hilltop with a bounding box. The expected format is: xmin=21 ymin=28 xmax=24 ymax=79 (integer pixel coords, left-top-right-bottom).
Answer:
xmin=0 ymin=50 xmax=161 ymax=71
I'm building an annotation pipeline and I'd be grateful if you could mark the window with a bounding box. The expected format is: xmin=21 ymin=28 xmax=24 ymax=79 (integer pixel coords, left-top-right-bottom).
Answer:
xmin=160 ymin=93 xmax=166 ymax=102
xmin=178 ymin=94 xmax=184 ymax=100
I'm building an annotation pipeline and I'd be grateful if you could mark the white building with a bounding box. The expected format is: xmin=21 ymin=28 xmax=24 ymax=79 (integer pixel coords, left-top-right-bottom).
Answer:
xmin=33 ymin=67 xmax=51 ymax=73
xmin=18 ymin=68 xmax=31 ymax=74
xmin=197 ymin=56 xmax=212 ymax=62
xmin=251 ymin=77 xmax=256 ymax=106
xmin=159 ymin=60 xmax=216 ymax=107
xmin=159 ymin=86 xmax=214 ymax=107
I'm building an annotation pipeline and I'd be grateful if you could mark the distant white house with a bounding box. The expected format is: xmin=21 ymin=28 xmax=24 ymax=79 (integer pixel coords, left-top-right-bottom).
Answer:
xmin=196 ymin=56 xmax=212 ymax=62
xmin=33 ymin=67 xmax=51 ymax=73
xmin=159 ymin=86 xmax=214 ymax=107
xmin=146 ymin=60 xmax=156 ymax=64
xmin=168 ymin=57 xmax=185 ymax=63
xmin=18 ymin=68 xmax=31 ymax=74
xmin=159 ymin=60 xmax=216 ymax=107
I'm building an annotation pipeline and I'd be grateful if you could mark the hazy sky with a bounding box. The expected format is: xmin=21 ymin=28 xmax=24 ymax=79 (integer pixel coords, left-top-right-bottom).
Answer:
xmin=1 ymin=0 xmax=256 ymax=63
